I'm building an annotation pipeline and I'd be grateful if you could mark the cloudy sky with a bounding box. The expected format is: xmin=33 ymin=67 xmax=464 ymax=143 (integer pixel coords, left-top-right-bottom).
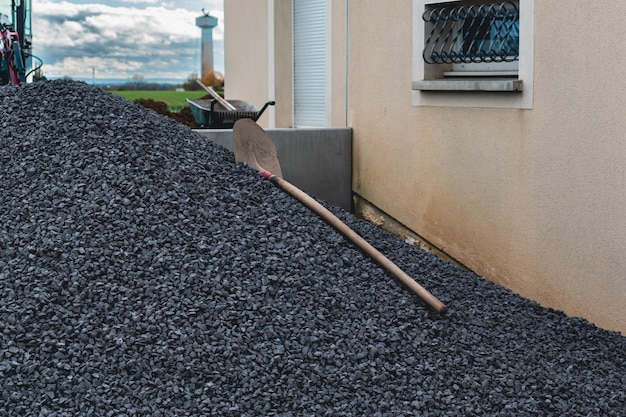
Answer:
xmin=31 ymin=0 xmax=224 ymax=82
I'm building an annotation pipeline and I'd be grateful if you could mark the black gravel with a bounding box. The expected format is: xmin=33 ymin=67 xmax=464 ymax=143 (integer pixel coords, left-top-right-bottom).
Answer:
xmin=1 ymin=80 xmax=624 ymax=416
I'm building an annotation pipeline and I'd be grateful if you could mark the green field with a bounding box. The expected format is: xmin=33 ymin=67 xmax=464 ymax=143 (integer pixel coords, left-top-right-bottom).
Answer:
xmin=111 ymin=90 xmax=208 ymax=112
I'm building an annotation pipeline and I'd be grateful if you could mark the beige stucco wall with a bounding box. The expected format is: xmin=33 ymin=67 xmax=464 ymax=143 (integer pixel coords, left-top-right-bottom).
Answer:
xmin=349 ymin=0 xmax=626 ymax=333
xmin=272 ymin=0 xmax=294 ymax=128
xmin=328 ymin=0 xmax=347 ymax=127
xmin=224 ymin=0 xmax=273 ymax=127
xmin=223 ymin=0 xmax=625 ymax=333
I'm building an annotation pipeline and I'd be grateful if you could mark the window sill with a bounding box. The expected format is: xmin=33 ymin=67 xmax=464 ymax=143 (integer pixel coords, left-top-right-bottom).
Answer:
xmin=412 ymin=78 xmax=523 ymax=92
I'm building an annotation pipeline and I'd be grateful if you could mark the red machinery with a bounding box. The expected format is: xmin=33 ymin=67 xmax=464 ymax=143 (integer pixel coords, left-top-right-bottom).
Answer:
xmin=0 ymin=13 xmax=25 ymax=85
xmin=1 ymin=1 xmax=40 ymax=85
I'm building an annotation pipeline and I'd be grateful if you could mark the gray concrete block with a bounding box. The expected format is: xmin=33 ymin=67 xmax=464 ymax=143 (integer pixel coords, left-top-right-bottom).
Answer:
xmin=195 ymin=128 xmax=353 ymax=211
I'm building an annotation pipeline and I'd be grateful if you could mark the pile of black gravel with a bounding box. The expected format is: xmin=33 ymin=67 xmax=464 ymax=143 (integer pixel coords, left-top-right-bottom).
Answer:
xmin=1 ymin=80 xmax=624 ymax=416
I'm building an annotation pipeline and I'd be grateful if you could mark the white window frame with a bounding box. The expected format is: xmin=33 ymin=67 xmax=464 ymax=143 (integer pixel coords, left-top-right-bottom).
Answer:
xmin=412 ymin=0 xmax=534 ymax=109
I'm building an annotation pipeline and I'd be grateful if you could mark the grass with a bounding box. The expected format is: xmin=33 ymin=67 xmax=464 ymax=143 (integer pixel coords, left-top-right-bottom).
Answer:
xmin=111 ymin=90 xmax=209 ymax=112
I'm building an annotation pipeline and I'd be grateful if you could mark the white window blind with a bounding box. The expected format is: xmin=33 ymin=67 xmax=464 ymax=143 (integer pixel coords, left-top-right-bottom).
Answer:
xmin=293 ymin=0 xmax=327 ymax=127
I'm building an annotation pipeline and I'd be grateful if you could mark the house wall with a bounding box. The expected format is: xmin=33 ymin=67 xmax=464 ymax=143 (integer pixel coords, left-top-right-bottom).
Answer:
xmin=327 ymin=0 xmax=347 ymax=127
xmin=223 ymin=0 xmax=626 ymax=333
xmin=224 ymin=0 xmax=273 ymax=127
xmin=349 ymin=0 xmax=626 ymax=333
xmin=224 ymin=0 xmax=346 ymax=128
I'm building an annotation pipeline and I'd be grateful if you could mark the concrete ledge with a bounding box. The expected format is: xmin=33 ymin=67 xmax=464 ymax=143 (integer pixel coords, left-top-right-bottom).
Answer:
xmin=195 ymin=128 xmax=353 ymax=211
xmin=413 ymin=78 xmax=523 ymax=92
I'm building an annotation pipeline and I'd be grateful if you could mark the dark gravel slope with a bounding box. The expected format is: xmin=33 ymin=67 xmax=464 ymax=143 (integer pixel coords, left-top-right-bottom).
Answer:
xmin=1 ymin=81 xmax=624 ymax=416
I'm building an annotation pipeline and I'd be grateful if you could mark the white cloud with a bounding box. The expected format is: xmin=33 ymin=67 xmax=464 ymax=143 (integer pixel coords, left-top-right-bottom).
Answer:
xmin=117 ymin=0 xmax=160 ymax=4
xmin=32 ymin=0 xmax=224 ymax=81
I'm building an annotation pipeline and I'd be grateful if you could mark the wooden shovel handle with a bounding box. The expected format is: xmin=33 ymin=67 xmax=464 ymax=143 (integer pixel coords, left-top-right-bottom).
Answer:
xmin=260 ymin=170 xmax=448 ymax=313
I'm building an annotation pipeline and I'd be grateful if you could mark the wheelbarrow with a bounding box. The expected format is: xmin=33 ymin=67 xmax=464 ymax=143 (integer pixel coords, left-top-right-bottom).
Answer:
xmin=186 ymin=98 xmax=275 ymax=129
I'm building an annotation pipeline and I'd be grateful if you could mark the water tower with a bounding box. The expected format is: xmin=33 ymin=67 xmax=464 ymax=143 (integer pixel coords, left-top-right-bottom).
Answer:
xmin=196 ymin=10 xmax=218 ymax=78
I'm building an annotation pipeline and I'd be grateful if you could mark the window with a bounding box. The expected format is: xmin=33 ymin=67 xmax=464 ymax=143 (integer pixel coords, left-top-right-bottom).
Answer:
xmin=425 ymin=2 xmax=519 ymax=75
xmin=412 ymin=0 xmax=533 ymax=109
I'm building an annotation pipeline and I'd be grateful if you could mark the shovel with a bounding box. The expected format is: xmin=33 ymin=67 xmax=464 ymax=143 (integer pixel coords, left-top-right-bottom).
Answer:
xmin=232 ymin=119 xmax=447 ymax=314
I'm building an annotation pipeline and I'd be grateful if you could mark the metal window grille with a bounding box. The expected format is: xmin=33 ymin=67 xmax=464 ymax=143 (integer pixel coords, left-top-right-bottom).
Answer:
xmin=422 ymin=2 xmax=519 ymax=64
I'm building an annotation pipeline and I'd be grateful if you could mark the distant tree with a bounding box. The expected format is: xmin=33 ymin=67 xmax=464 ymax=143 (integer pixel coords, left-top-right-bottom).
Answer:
xmin=182 ymin=73 xmax=202 ymax=91
xmin=201 ymin=71 xmax=224 ymax=90
xmin=127 ymin=74 xmax=149 ymax=90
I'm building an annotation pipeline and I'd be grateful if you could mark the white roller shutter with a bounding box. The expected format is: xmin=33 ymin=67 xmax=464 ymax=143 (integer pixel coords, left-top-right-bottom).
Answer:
xmin=293 ymin=0 xmax=327 ymax=127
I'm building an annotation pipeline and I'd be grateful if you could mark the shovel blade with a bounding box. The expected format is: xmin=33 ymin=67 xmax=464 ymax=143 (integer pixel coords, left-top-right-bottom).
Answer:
xmin=233 ymin=118 xmax=283 ymax=178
